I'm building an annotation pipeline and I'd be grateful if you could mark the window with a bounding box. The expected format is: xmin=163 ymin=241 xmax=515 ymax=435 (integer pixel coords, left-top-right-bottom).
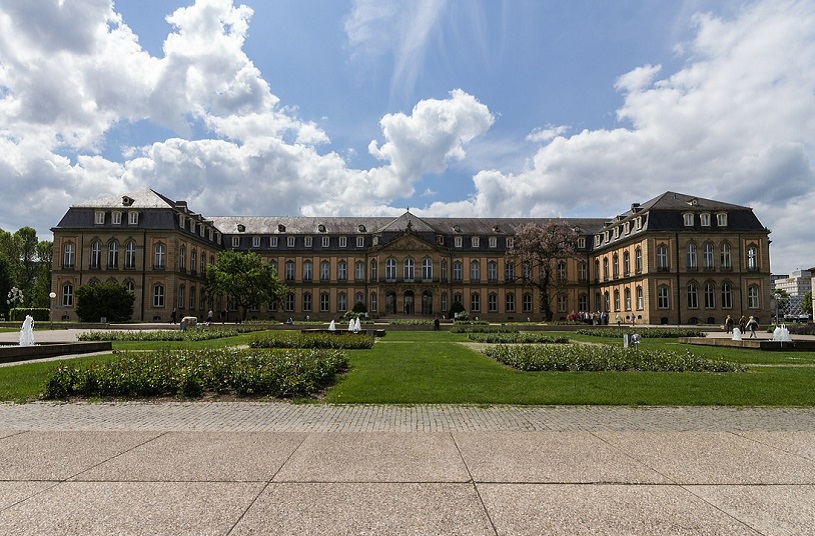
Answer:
xmin=594 ymin=259 xmax=600 ymax=282
xmin=178 ymin=285 xmax=185 ymax=309
xmin=522 ymin=293 xmax=533 ymax=313
xmin=603 ymin=257 xmax=609 ymax=280
xmin=370 ymin=292 xmax=378 ymax=312
xmin=454 ymin=236 xmax=463 ymax=248
xmin=683 ymin=213 xmax=694 ymax=226
xmin=190 ymin=250 xmax=197 ymax=274
xmin=453 ymin=261 xmax=463 ymax=282
xmin=385 ymin=258 xmax=397 ymax=281
xmin=488 ymin=293 xmax=498 ymax=312
xmin=635 ymin=247 xmax=642 ymax=273
xmin=339 ymin=236 xmax=347 ymax=248
xmin=285 ymin=292 xmax=295 ymax=311
xmin=422 ymin=258 xmax=433 ymax=281
xmin=470 ymin=292 xmax=480 ymax=312
xmin=578 ymin=262 xmax=588 ymax=282
xmin=371 ymin=260 xmax=378 ymax=281
xmin=179 ymin=246 xmax=187 ymax=271
xmin=285 ymin=261 xmax=296 ymax=281
xmin=700 ymin=213 xmax=711 ymax=226
xmin=716 ymin=212 xmax=728 ymax=226
xmin=287 ymin=236 xmax=296 ymax=248
xmin=687 ymin=283 xmax=698 ymax=308
xmin=94 ymin=211 xmax=105 ymax=225
xmin=153 ymin=243 xmax=166 ymax=269
xmin=125 ymin=241 xmax=136 ymax=269
xmin=320 ymin=292 xmax=330 ymax=312
xmin=356 ymin=236 xmax=365 ymax=248
xmin=579 ymin=293 xmax=588 ymax=311
xmin=322 ymin=236 xmax=330 ymax=248
xmin=557 ymin=261 xmax=567 ymax=281
xmin=125 ymin=280 xmax=135 ymax=293
xmin=107 ymin=241 xmax=119 ymax=268
xmin=304 ymin=237 xmax=313 ymax=248
xmin=720 ymin=243 xmax=732 ymax=270
xmin=128 ymin=211 xmax=138 ymax=226
xmin=471 ymin=237 xmax=480 ymax=248
xmin=721 ymin=282 xmax=733 ymax=309
xmin=270 ymin=236 xmax=278 ymax=247
xmin=489 ymin=236 xmax=497 ymax=248
xmin=748 ymin=285 xmax=760 ymax=308
xmin=613 ymin=290 xmax=620 ymax=311
xmin=111 ymin=211 xmax=122 ymax=225
xmin=61 ymin=283 xmax=74 ymax=306
xmin=559 ymin=294 xmax=568 ymax=313
xmin=577 ymin=237 xmax=586 ymax=249
xmin=189 ymin=286 xmax=196 ymax=310
xmin=506 ymin=237 xmax=514 ymax=249
xmin=441 ymin=260 xmax=448 ymax=282
xmin=506 ymin=293 xmax=515 ymax=312
xmin=90 ymin=241 xmax=102 ymax=269
xmin=252 ymin=236 xmax=261 ymax=248
xmin=624 ymin=222 xmax=630 ymax=234
xmin=657 ymin=285 xmax=670 ymax=309
xmin=686 ymin=243 xmax=697 ymax=270
xmin=703 ymin=242 xmax=714 ymax=270
xmin=338 ymin=292 xmax=347 ymax=312
xmin=657 ymin=244 xmax=670 ymax=271
xmin=200 ymin=253 xmax=206 ymax=276
xmin=355 ymin=261 xmax=365 ymax=282
xmin=704 ymin=282 xmax=715 ymax=308
xmin=487 ymin=261 xmax=497 ymax=282
xmin=747 ymin=246 xmax=758 ymax=271
xmin=231 ymin=236 xmax=240 ymax=248
xmin=604 ymin=291 xmax=610 ymax=312
xmin=504 ymin=262 xmax=515 ymax=282
xmin=320 ymin=261 xmax=330 ymax=281
xmin=302 ymin=292 xmax=312 ymax=312
xmin=303 ymin=261 xmax=313 ymax=281
xmin=404 ymin=258 xmax=415 ymax=281
xmin=624 ymin=288 xmax=631 ymax=311
xmin=622 ymin=252 xmax=630 ymax=276
xmin=337 ymin=261 xmax=348 ymax=281
xmin=612 ymin=255 xmax=619 ymax=279
xmin=153 ymin=284 xmax=165 ymax=308
xmin=470 ymin=260 xmax=480 ymax=282
xmin=636 ymin=286 xmax=643 ymax=310
xmin=62 ymin=242 xmax=75 ymax=268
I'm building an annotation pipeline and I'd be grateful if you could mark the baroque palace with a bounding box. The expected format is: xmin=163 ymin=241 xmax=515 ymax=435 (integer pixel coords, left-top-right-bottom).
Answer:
xmin=51 ymin=189 xmax=772 ymax=325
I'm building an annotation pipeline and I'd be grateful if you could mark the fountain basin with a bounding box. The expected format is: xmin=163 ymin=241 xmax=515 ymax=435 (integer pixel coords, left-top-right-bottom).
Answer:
xmin=0 ymin=342 xmax=112 ymax=364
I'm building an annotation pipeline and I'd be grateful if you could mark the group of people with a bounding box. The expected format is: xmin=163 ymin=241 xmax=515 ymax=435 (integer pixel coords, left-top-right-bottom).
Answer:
xmin=724 ymin=314 xmax=759 ymax=338
xmin=169 ymin=308 xmax=223 ymax=327
xmin=566 ymin=311 xmax=613 ymax=325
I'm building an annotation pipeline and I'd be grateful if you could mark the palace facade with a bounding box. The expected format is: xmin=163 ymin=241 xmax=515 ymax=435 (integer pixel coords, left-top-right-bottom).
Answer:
xmin=51 ymin=189 xmax=772 ymax=325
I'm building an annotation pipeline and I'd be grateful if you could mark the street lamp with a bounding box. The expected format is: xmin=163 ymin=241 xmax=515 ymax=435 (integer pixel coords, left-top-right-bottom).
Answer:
xmin=773 ymin=290 xmax=782 ymax=328
xmin=49 ymin=292 xmax=56 ymax=330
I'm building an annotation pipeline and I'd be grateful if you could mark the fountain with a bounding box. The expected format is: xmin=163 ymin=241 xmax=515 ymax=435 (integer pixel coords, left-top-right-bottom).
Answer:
xmin=353 ymin=317 xmax=361 ymax=333
xmin=328 ymin=320 xmax=336 ymax=331
xmin=772 ymin=324 xmax=792 ymax=343
xmin=731 ymin=327 xmax=742 ymax=341
xmin=19 ymin=315 xmax=35 ymax=346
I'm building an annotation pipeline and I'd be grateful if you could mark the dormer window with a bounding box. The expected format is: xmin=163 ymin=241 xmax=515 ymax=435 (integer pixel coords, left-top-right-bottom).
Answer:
xmin=683 ymin=213 xmax=694 ymax=226
xmin=489 ymin=236 xmax=497 ymax=248
xmin=613 ymin=227 xmax=619 ymax=239
xmin=178 ymin=214 xmax=185 ymax=228
xmin=454 ymin=236 xmax=463 ymax=248
xmin=635 ymin=217 xmax=643 ymax=230
xmin=453 ymin=225 xmax=461 ymax=233
xmin=492 ymin=225 xmax=501 ymax=233
xmin=700 ymin=213 xmax=711 ymax=226
xmin=304 ymin=236 xmax=313 ymax=248
xmin=471 ymin=237 xmax=480 ymax=248
xmin=577 ymin=237 xmax=586 ymax=249
xmin=121 ymin=196 xmax=134 ymax=206
xmin=252 ymin=236 xmax=261 ymax=248
xmin=358 ymin=225 xmax=366 ymax=232
xmin=94 ymin=211 xmax=105 ymax=225
xmin=111 ymin=211 xmax=122 ymax=225
xmin=623 ymin=222 xmax=630 ymax=234
xmin=236 ymin=224 xmax=245 ymax=233
xmin=716 ymin=212 xmax=728 ymax=226
xmin=278 ymin=224 xmax=286 ymax=232
xmin=128 ymin=211 xmax=138 ymax=225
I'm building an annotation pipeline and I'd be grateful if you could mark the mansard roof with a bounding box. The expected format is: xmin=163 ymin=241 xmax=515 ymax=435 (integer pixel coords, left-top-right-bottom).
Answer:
xmin=71 ymin=188 xmax=176 ymax=209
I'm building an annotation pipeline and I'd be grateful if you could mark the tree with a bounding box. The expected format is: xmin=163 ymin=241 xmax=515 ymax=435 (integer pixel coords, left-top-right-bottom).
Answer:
xmin=0 ymin=256 xmax=14 ymax=320
xmin=802 ymin=290 xmax=812 ymax=317
xmin=75 ymin=282 xmax=135 ymax=323
xmin=506 ymin=221 xmax=578 ymax=321
xmin=204 ymin=251 xmax=287 ymax=322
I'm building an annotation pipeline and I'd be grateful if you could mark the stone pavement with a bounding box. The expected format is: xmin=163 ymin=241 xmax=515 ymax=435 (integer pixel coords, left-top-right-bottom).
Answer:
xmin=2 ymin=402 xmax=815 ymax=535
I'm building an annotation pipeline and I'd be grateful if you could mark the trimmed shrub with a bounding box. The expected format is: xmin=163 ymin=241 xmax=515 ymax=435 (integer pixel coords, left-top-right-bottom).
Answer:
xmin=249 ymin=331 xmax=375 ymax=349
xmin=576 ymin=328 xmax=707 ymax=338
xmin=467 ymin=332 xmax=569 ymax=344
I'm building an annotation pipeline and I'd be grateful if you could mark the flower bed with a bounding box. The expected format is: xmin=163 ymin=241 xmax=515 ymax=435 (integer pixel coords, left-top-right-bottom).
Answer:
xmin=77 ymin=328 xmax=254 ymax=342
xmin=484 ymin=344 xmax=744 ymax=372
xmin=576 ymin=327 xmax=707 ymax=338
xmin=467 ymin=332 xmax=569 ymax=344
xmin=43 ymin=347 xmax=349 ymax=399
xmin=249 ymin=331 xmax=375 ymax=349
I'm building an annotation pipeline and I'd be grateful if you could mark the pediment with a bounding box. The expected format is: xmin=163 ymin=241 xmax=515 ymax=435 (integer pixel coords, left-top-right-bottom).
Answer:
xmin=378 ymin=233 xmax=439 ymax=253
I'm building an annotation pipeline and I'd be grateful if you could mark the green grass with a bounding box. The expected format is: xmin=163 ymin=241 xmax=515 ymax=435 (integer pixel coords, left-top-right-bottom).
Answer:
xmin=3 ymin=329 xmax=815 ymax=405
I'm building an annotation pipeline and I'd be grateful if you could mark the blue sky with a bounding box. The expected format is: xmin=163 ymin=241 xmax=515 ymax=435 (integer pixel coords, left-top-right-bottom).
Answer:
xmin=0 ymin=0 xmax=813 ymax=274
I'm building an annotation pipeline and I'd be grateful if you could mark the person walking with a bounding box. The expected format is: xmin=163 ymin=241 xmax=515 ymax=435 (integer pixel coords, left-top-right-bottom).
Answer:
xmin=746 ymin=316 xmax=759 ymax=338
xmin=724 ymin=315 xmax=734 ymax=333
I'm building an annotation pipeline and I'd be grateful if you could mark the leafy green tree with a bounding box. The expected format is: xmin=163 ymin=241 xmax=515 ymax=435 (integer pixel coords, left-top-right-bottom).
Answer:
xmin=506 ymin=221 xmax=578 ymax=321
xmin=204 ymin=251 xmax=287 ymax=322
xmin=802 ymin=290 xmax=812 ymax=317
xmin=31 ymin=240 xmax=53 ymax=308
xmin=0 ymin=255 xmax=13 ymax=320
xmin=75 ymin=282 xmax=135 ymax=323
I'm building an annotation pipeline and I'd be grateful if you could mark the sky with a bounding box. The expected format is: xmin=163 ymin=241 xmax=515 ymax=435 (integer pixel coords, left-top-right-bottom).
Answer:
xmin=0 ymin=0 xmax=813 ymax=275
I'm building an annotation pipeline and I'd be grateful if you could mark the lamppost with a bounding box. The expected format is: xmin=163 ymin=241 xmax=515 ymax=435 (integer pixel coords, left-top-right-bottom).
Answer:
xmin=49 ymin=292 xmax=56 ymax=330
xmin=773 ymin=290 xmax=783 ymax=328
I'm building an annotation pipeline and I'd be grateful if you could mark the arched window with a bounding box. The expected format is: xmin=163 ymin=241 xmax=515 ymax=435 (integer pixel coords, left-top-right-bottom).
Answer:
xmin=178 ymin=285 xmax=185 ymax=309
xmin=179 ymin=246 xmax=186 ymax=271
xmin=506 ymin=293 xmax=516 ymax=312
xmin=370 ymin=291 xmax=378 ymax=312
xmin=721 ymin=282 xmax=733 ymax=309
xmin=338 ymin=292 xmax=347 ymax=312
xmin=354 ymin=292 xmax=364 ymax=306
xmin=611 ymin=255 xmax=619 ymax=279
xmin=703 ymin=242 xmax=714 ymax=270
xmin=594 ymin=259 xmax=600 ymax=282
xmin=557 ymin=261 xmax=567 ymax=281
xmin=622 ymin=252 xmax=630 ymax=276
xmin=635 ymin=247 xmax=642 ymax=273
xmin=320 ymin=292 xmax=330 ymax=312
xmin=470 ymin=292 xmax=480 ymax=312
xmin=747 ymin=246 xmax=758 ymax=271
xmin=302 ymin=292 xmax=312 ymax=312
xmin=505 ymin=262 xmax=515 ymax=282
xmin=453 ymin=261 xmax=463 ymax=282
xmin=403 ymin=258 xmax=415 ymax=281
xmin=190 ymin=249 xmax=197 ymax=274
xmin=90 ymin=241 xmax=102 ymax=269
xmin=687 ymin=282 xmax=698 ymax=309
xmin=704 ymin=282 xmax=715 ymax=308
xmin=303 ymin=261 xmax=313 ymax=281
xmin=355 ymin=261 xmax=365 ymax=281
xmin=522 ymin=293 xmax=533 ymax=313
xmin=636 ymin=286 xmax=643 ymax=309
xmin=337 ymin=261 xmax=348 ymax=281
xmin=108 ymin=241 xmax=119 ymax=268
xmin=152 ymin=284 xmax=165 ymax=307
xmin=656 ymin=244 xmax=669 ymax=271
xmin=613 ymin=289 xmax=620 ymax=311
xmin=720 ymin=243 xmax=732 ymax=270
xmin=370 ymin=259 xmax=378 ymax=281
xmin=423 ymin=258 xmax=433 ymax=281
xmin=487 ymin=261 xmax=497 ymax=282
xmin=488 ymin=293 xmax=498 ymax=312
xmin=153 ymin=243 xmax=166 ymax=269
xmin=624 ymin=288 xmax=631 ymax=311
xmin=385 ymin=258 xmax=397 ymax=281
xmin=285 ymin=261 xmax=296 ymax=281
xmin=200 ymin=252 xmax=207 ymax=276
xmin=125 ymin=241 xmax=136 ymax=269
xmin=602 ymin=257 xmax=609 ymax=280
xmin=320 ymin=261 xmax=330 ymax=281
xmin=686 ymin=243 xmax=697 ymax=270
xmin=470 ymin=260 xmax=480 ymax=282
xmin=62 ymin=242 xmax=75 ymax=268
xmin=189 ymin=286 xmax=196 ymax=310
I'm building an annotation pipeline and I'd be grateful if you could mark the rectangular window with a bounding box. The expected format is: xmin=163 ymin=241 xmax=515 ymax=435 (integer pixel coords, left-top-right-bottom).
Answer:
xmin=506 ymin=237 xmax=514 ymax=249
xmin=488 ymin=236 xmax=497 ymax=248
xmin=111 ymin=211 xmax=122 ymax=225
xmin=716 ymin=213 xmax=728 ymax=226
xmin=454 ymin=236 xmax=463 ymax=248
xmin=252 ymin=236 xmax=261 ymax=248
xmin=231 ymin=236 xmax=240 ymax=248
xmin=488 ymin=294 xmax=498 ymax=312
xmin=270 ymin=236 xmax=278 ymax=247
xmin=471 ymin=237 xmax=480 ymax=248
xmin=339 ymin=236 xmax=347 ymax=248
xmin=700 ymin=213 xmax=711 ymax=226
xmin=94 ymin=211 xmax=105 ymax=225
xmin=356 ymin=236 xmax=365 ymax=248
xmin=657 ymin=286 xmax=670 ymax=309
xmin=322 ymin=236 xmax=330 ymax=248
xmin=304 ymin=237 xmax=312 ymax=248
xmin=287 ymin=236 xmax=296 ymax=248
xmin=128 ymin=211 xmax=138 ymax=225
xmin=683 ymin=213 xmax=694 ymax=226
xmin=577 ymin=237 xmax=586 ymax=249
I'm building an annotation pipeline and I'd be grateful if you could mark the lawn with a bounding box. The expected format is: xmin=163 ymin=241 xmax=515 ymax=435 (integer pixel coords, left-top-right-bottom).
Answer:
xmin=2 ymin=329 xmax=815 ymax=405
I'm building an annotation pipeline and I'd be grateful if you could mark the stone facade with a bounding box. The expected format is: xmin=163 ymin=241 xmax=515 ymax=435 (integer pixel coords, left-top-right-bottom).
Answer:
xmin=51 ymin=189 xmax=772 ymax=324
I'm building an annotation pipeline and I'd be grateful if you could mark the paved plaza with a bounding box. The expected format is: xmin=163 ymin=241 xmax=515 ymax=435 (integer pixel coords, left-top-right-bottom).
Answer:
xmin=2 ymin=328 xmax=815 ymax=534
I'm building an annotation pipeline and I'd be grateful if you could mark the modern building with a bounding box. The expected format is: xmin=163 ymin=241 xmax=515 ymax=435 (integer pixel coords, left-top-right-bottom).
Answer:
xmin=51 ymin=189 xmax=773 ymax=325
xmin=772 ymin=269 xmax=813 ymax=321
